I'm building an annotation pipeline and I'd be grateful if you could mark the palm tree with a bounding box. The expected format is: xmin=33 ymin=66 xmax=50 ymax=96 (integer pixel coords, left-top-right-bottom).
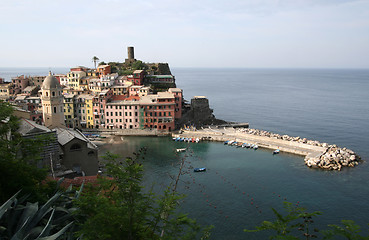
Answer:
xmin=92 ymin=56 xmax=99 ymax=69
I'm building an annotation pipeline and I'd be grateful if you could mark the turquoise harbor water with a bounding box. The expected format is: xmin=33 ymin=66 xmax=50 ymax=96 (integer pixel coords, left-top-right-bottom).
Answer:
xmin=2 ymin=67 xmax=369 ymax=239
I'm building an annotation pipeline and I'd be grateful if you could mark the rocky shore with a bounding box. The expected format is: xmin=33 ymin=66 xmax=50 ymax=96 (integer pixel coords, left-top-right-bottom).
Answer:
xmin=237 ymin=128 xmax=361 ymax=170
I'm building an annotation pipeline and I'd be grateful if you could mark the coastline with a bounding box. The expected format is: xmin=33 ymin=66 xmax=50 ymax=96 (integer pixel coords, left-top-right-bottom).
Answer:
xmin=172 ymin=126 xmax=361 ymax=171
xmin=86 ymin=124 xmax=361 ymax=171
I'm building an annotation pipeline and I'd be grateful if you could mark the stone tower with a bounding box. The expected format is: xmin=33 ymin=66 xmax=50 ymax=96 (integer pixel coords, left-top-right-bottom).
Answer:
xmin=41 ymin=72 xmax=65 ymax=129
xmin=125 ymin=46 xmax=136 ymax=64
xmin=128 ymin=46 xmax=134 ymax=59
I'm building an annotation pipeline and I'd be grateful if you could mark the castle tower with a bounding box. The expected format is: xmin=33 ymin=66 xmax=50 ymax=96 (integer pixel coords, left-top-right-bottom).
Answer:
xmin=125 ymin=46 xmax=136 ymax=64
xmin=127 ymin=46 xmax=134 ymax=60
xmin=41 ymin=72 xmax=65 ymax=129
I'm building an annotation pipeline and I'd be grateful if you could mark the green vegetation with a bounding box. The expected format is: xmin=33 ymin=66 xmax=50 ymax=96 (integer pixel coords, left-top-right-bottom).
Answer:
xmin=0 ymin=101 xmax=54 ymax=204
xmin=245 ymin=202 xmax=321 ymax=239
xmin=74 ymin=150 xmax=212 ymax=239
xmin=0 ymin=181 xmax=82 ymax=240
xmin=117 ymin=60 xmax=148 ymax=76
xmin=245 ymin=201 xmax=369 ymax=239
xmin=92 ymin=56 xmax=99 ymax=69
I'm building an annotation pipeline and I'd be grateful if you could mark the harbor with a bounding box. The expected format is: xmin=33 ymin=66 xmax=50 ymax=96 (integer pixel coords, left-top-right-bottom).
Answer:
xmin=172 ymin=126 xmax=361 ymax=171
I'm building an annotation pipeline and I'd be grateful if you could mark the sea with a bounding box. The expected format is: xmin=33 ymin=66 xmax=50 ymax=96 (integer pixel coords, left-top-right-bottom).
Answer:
xmin=1 ymin=67 xmax=369 ymax=239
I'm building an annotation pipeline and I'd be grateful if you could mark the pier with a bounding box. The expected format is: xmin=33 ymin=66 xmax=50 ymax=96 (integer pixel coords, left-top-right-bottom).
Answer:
xmin=173 ymin=127 xmax=325 ymax=160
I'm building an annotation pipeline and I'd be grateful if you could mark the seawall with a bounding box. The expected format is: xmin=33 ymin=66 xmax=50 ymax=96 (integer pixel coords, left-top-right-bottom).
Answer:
xmin=172 ymin=127 xmax=360 ymax=171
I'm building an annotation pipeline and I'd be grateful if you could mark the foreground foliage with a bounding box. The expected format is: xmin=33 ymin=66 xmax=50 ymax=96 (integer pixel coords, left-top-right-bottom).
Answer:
xmin=0 ymin=101 xmax=54 ymax=204
xmin=245 ymin=201 xmax=369 ymax=239
xmin=74 ymin=150 xmax=212 ymax=240
xmin=0 ymin=179 xmax=82 ymax=239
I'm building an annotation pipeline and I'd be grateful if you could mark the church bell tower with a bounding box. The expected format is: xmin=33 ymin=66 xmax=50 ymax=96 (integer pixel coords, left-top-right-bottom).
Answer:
xmin=41 ymin=72 xmax=65 ymax=129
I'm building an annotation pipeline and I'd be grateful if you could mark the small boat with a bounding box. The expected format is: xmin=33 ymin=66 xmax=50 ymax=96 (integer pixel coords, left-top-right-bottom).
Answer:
xmin=180 ymin=137 xmax=185 ymax=142
xmin=176 ymin=148 xmax=186 ymax=152
xmin=273 ymin=149 xmax=280 ymax=154
xmin=172 ymin=137 xmax=177 ymax=141
xmin=196 ymin=138 xmax=200 ymax=143
xmin=227 ymin=140 xmax=235 ymax=145
xmin=232 ymin=142 xmax=238 ymax=146
xmin=245 ymin=143 xmax=251 ymax=148
xmin=236 ymin=142 xmax=243 ymax=148
xmin=224 ymin=141 xmax=229 ymax=145
xmin=194 ymin=167 xmax=206 ymax=172
xmin=254 ymin=145 xmax=259 ymax=150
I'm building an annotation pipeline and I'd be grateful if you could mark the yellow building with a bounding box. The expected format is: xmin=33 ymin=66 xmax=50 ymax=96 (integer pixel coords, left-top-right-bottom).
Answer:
xmin=63 ymin=93 xmax=75 ymax=128
xmin=0 ymin=82 xmax=14 ymax=100
xmin=85 ymin=95 xmax=94 ymax=128
xmin=66 ymin=71 xmax=86 ymax=89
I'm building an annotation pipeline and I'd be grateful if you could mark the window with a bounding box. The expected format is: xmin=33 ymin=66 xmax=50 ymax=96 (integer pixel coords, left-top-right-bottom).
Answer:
xmin=52 ymin=91 xmax=55 ymax=96
xmin=88 ymin=151 xmax=95 ymax=156
xmin=70 ymin=143 xmax=82 ymax=151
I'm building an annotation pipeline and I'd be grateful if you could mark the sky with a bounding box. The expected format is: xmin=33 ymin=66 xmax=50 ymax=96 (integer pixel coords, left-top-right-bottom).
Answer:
xmin=1 ymin=0 xmax=369 ymax=68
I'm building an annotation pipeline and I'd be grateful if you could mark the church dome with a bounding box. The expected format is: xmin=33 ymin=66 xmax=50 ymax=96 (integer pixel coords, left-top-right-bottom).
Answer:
xmin=42 ymin=71 xmax=61 ymax=90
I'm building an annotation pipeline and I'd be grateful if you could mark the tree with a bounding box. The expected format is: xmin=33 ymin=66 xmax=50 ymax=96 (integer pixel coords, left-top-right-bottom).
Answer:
xmin=92 ymin=56 xmax=99 ymax=69
xmin=0 ymin=101 xmax=54 ymax=204
xmin=244 ymin=202 xmax=321 ymax=239
xmin=74 ymin=150 xmax=212 ymax=239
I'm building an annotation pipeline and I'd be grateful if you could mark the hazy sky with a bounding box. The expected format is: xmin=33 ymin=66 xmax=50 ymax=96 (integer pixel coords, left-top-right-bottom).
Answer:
xmin=1 ymin=0 xmax=368 ymax=68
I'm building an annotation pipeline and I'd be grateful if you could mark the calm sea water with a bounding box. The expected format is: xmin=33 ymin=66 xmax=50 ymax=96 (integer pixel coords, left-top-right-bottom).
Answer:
xmin=2 ymin=67 xmax=369 ymax=239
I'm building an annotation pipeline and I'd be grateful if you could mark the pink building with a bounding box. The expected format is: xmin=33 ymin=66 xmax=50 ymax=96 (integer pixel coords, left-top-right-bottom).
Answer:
xmin=168 ymin=88 xmax=183 ymax=119
xmin=140 ymin=92 xmax=175 ymax=131
xmin=92 ymin=89 xmax=112 ymax=128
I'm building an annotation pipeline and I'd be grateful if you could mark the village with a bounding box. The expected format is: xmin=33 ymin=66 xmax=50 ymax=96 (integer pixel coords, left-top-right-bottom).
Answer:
xmin=0 ymin=47 xmax=207 ymax=178
xmin=0 ymin=47 xmax=184 ymax=132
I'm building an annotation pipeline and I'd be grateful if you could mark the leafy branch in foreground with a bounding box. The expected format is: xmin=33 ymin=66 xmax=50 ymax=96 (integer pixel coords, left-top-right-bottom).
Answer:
xmin=74 ymin=149 xmax=212 ymax=240
xmin=244 ymin=201 xmax=321 ymax=239
xmin=0 ymin=178 xmax=83 ymax=239
xmin=322 ymin=220 xmax=369 ymax=240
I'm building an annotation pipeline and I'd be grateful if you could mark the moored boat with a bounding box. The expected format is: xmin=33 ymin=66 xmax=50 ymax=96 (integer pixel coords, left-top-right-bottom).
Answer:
xmin=194 ymin=167 xmax=206 ymax=172
xmin=273 ymin=149 xmax=280 ymax=154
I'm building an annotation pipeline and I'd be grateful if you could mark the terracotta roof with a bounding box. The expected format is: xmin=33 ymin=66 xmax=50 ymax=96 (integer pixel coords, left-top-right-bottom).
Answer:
xmin=111 ymin=95 xmax=127 ymax=101
xmin=126 ymin=95 xmax=140 ymax=101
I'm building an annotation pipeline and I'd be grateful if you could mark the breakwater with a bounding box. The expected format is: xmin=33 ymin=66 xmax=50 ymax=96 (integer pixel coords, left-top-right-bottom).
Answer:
xmin=173 ymin=127 xmax=361 ymax=171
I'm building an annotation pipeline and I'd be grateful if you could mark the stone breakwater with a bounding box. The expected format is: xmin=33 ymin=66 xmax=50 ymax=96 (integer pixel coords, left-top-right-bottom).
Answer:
xmin=237 ymin=128 xmax=361 ymax=170
xmin=174 ymin=127 xmax=361 ymax=171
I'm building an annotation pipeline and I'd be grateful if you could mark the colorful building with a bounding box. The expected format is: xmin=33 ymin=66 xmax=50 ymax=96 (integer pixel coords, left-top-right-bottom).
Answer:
xmin=168 ymin=88 xmax=183 ymax=119
xmin=140 ymin=92 xmax=175 ymax=131
xmin=97 ymin=65 xmax=111 ymax=76
xmin=127 ymin=70 xmax=144 ymax=85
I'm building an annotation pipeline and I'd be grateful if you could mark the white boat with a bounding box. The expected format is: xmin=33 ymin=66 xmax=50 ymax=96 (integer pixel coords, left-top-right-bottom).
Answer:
xmin=273 ymin=149 xmax=280 ymax=154
xmin=176 ymin=148 xmax=186 ymax=152
xmin=254 ymin=145 xmax=259 ymax=150
xmin=196 ymin=138 xmax=200 ymax=143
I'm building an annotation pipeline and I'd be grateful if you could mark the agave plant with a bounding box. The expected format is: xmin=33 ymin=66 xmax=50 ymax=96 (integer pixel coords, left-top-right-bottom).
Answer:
xmin=0 ymin=178 xmax=83 ymax=240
